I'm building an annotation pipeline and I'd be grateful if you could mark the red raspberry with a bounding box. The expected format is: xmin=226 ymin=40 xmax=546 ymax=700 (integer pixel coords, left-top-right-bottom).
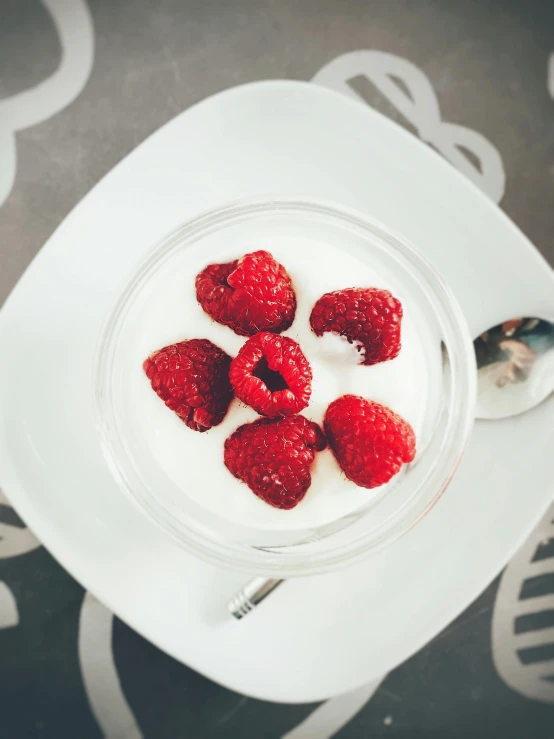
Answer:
xmin=309 ymin=287 xmax=402 ymax=366
xmin=224 ymin=415 xmax=326 ymax=509
xmin=195 ymin=250 xmax=296 ymax=336
xmin=229 ymin=333 xmax=311 ymax=417
xmin=143 ymin=339 xmax=233 ymax=432
xmin=324 ymin=395 xmax=415 ymax=488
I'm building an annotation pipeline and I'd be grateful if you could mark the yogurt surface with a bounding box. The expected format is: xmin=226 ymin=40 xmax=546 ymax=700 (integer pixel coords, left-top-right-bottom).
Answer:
xmin=131 ymin=236 xmax=439 ymax=531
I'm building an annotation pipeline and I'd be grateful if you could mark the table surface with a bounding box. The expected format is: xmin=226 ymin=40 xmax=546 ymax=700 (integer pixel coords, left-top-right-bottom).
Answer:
xmin=1 ymin=1 xmax=554 ymax=737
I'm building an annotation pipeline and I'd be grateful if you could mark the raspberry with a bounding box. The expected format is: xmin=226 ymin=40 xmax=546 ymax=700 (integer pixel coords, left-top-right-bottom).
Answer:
xmin=310 ymin=287 xmax=402 ymax=366
xmin=195 ymin=250 xmax=296 ymax=336
xmin=224 ymin=415 xmax=326 ymax=509
xmin=143 ymin=339 xmax=233 ymax=432
xmin=324 ymin=395 xmax=415 ymax=488
xmin=229 ymin=333 xmax=311 ymax=417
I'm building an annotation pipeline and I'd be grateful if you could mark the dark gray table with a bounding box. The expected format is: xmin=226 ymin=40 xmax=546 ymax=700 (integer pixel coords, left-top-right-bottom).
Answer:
xmin=1 ymin=1 xmax=553 ymax=736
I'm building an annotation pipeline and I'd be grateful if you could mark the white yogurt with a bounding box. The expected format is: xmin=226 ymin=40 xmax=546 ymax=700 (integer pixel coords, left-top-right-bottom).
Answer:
xmin=131 ymin=237 xmax=440 ymax=531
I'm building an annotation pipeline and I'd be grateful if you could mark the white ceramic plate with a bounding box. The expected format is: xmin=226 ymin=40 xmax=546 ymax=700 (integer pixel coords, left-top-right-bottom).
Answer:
xmin=0 ymin=81 xmax=553 ymax=703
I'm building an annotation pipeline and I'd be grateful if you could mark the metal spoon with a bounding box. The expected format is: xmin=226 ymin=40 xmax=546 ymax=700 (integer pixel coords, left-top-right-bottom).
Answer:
xmin=474 ymin=316 xmax=554 ymax=420
xmin=229 ymin=316 xmax=554 ymax=619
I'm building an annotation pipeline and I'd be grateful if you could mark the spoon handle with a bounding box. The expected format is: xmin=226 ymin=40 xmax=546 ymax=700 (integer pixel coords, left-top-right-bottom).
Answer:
xmin=228 ymin=577 xmax=283 ymax=619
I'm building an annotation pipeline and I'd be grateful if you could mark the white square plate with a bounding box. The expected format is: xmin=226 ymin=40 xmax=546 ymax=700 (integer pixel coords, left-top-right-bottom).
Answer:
xmin=0 ymin=81 xmax=553 ymax=702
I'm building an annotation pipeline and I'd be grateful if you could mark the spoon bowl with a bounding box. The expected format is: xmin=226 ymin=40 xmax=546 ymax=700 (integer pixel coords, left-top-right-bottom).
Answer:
xmin=474 ymin=317 xmax=554 ymax=419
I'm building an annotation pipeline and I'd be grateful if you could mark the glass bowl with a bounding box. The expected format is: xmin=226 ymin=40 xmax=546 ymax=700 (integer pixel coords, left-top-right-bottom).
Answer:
xmin=94 ymin=197 xmax=476 ymax=577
